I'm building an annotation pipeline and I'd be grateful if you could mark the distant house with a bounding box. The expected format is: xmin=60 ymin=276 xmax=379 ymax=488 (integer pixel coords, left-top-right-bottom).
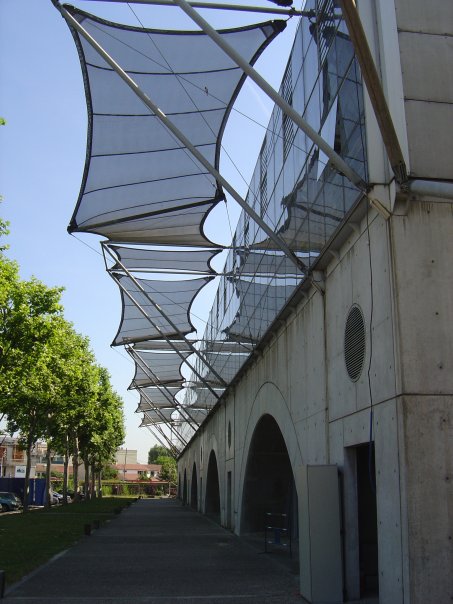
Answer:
xmin=114 ymin=448 xmax=161 ymax=482
xmin=0 ymin=437 xmax=38 ymax=478
xmin=113 ymin=462 xmax=161 ymax=482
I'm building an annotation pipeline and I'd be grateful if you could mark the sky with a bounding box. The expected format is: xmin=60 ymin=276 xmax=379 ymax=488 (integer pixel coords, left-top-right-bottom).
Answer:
xmin=0 ymin=0 xmax=299 ymax=462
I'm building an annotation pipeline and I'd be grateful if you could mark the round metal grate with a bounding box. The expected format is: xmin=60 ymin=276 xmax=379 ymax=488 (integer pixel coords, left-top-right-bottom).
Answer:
xmin=344 ymin=305 xmax=366 ymax=382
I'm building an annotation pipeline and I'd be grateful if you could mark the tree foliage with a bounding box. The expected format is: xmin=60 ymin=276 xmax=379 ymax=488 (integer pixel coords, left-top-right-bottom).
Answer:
xmin=148 ymin=444 xmax=172 ymax=464
xmin=0 ymin=223 xmax=126 ymax=508
xmin=155 ymin=455 xmax=177 ymax=483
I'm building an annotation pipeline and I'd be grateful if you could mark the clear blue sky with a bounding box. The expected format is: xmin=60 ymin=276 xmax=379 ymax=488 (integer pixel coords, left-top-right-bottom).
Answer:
xmin=0 ymin=0 xmax=299 ymax=462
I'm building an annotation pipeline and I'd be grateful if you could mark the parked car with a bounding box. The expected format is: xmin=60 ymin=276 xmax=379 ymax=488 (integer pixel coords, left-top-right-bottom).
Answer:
xmin=0 ymin=491 xmax=23 ymax=512
xmin=66 ymin=489 xmax=85 ymax=501
xmin=54 ymin=491 xmax=72 ymax=503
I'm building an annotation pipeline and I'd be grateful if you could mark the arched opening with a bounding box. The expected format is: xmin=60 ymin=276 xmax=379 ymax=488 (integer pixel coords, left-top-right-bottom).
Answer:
xmin=182 ymin=468 xmax=187 ymax=505
xmin=205 ymin=450 xmax=220 ymax=522
xmin=190 ymin=462 xmax=198 ymax=509
xmin=241 ymin=414 xmax=298 ymax=544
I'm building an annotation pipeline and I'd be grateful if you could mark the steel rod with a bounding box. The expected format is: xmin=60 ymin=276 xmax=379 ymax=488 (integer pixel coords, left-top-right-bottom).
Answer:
xmin=78 ymin=0 xmax=308 ymax=17
xmin=141 ymin=384 xmax=194 ymax=445
xmin=144 ymin=422 xmax=182 ymax=455
xmin=135 ymin=375 xmax=199 ymax=432
xmin=172 ymin=0 xmax=368 ymax=193
xmin=128 ymin=346 xmax=201 ymax=430
xmin=104 ymin=243 xmax=227 ymax=392
xmin=57 ymin=5 xmax=306 ymax=272
xmin=109 ymin=268 xmax=222 ymax=400
xmin=337 ymin=0 xmax=407 ymax=184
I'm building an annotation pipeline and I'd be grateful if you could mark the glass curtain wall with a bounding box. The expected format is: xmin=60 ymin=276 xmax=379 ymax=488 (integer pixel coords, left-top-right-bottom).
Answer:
xmin=178 ymin=0 xmax=367 ymax=440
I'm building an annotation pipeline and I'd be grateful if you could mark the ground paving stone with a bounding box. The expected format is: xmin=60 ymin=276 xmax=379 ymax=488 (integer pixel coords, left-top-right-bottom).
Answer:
xmin=3 ymin=499 xmax=304 ymax=604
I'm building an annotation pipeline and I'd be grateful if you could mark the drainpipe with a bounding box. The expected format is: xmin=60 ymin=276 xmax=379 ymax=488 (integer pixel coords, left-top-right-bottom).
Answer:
xmin=406 ymin=180 xmax=453 ymax=201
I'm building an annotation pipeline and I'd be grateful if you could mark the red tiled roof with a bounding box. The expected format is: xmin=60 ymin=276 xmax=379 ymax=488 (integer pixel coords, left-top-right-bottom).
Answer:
xmin=113 ymin=463 xmax=161 ymax=471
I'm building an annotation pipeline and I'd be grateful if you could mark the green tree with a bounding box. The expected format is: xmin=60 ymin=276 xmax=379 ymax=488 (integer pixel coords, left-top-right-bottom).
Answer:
xmin=0 ymin=260 xmax=65 ymax=509
xmin=78 ymin=366 xmax=125 ymax=501
xmin=43 ymin=322 xmax=100 ymax=505
xmin=102 ymin=464 xmax=119 ymax=480
xmin=148 ymin=445 xmax=172 ymax=464
xmin=155 ymin=455 xmax=177 ymax=484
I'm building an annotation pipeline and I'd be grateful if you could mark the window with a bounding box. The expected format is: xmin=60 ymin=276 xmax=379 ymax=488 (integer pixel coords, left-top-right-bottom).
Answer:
xmin=12 ymin=446 xmax=25 ymax=461
xmin=281 ymin=65 xmax=295 ymax=160
xmin=259 ymin=137 xmax=269 ymax=217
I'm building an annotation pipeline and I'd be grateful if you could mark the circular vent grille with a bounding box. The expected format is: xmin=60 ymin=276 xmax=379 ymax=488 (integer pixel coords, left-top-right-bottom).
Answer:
xmin=344 ymin=305 xmax=366 ymax=382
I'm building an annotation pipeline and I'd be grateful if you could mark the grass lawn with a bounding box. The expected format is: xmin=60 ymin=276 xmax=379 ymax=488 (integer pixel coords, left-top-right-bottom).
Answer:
xmin=0 ymin=497 xmax=136 ymax=587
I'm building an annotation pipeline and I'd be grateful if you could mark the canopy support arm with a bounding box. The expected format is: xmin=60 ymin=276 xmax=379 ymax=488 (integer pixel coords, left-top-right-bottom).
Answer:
xmin=172 ymin=0 xmax=368 ymax=194
xmin=103 ymin=243 xmax=228 ymax=392
xmin=128 ymin=346 xmax=201 ymax=432
xmin=57 ymin=5 xmax=306 ymax=272
xmin=108 ymin=269 xmax=223 ymax=401
xmin=139 ymin=384 xmax=199 ymax=436
xmin=146 ymin=419 xmax=182 ymax=455
xmin=144 ymin=422 xmax=182 ymax=456
xmin=137 ymin=381 xmax=198 ymax=434
xmin=78 ymin=0 xmax=311 ymax=17
xmin=337 ymin=0 xmax=407 ymax=185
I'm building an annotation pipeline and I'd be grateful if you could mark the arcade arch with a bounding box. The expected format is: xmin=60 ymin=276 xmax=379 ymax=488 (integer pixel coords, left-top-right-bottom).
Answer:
xmin=240 ymin=414 xmax=298 ymax=539
xmin=182 ymin=468 xmax=187 ymax=505
xmin=205 ymin=450 xmax=221 ymax=522
xmin=190 ymin=462 xmax=198 ymax=509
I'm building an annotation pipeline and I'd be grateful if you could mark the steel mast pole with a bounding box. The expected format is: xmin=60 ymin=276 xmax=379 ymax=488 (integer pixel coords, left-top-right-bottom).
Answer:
xmin=138 ymin=387 xmax=198 ymax=445
xmin=56 ymin=5 xmax=306 ymax=272
xmin=103 ymin=243 xmax=228 ymax=391
xmin=128 ymin=346 xmax=201 ymax=431
xmin=78 ymin=0 xmax=309 ymax=17
xmin=172 ymin=0 xmax=368 ymax=193
xmin=144 ymin=421 xmax=182 ymax=456
xmin=108 ymin=269 xmax=224 ymax=401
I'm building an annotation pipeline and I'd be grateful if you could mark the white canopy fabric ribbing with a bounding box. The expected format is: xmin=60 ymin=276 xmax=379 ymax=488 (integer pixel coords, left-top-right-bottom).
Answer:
xmin=112 ymin=274 xmax=212 ymax=345
xmin=108 ymin=245 xmax=221 ymax=274
xmin=136 ymin=386 xmax=183 ymax=411
xmin=62 ymin=4 xmax=285 ymax=245
xmin=129 ymin=350 xmax=192 ymax=389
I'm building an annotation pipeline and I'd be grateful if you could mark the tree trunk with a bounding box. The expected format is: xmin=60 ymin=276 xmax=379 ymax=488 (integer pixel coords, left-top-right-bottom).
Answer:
xmin=45 ymin=443 xmax=52 ymax=509
xmin=84 ymin=458 xmax=90 ymax=501
xmin=90 ymin=463 xmax=96 ymax=499
xmin=97 ymin=468 xmax=102 ymax=498
xmin=63 ymin=443 xmax=69 ymax=506
xmin=23 ymin=434 xmax=34 ymax=513
xmin=72 ymin=437 xmax=80 ymax=501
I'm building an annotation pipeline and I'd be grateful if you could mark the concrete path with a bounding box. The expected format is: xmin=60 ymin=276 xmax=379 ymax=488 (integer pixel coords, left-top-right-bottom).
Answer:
xmin=4 ymin=499 xmax=303 ymax=603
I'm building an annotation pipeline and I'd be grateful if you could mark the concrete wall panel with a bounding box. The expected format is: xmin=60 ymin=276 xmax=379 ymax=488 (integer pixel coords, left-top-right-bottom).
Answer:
xmin=391 ymin=202 xmax=453 ymax=392
xmin=404 ymin=100 xmax=453 ymax=179
xmin=399 ymin=32 xmax=453 ymax=103
xmin=374 ymin=400 xmax=404 ymax=604
xmin=401 ymin=395 xmax=453 ymax=604
xmin=395 ymin=0 xmax=453 ymax=35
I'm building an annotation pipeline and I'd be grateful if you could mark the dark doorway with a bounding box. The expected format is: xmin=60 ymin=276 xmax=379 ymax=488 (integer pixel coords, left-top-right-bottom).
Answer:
xmin=190 ymin=463 xmax=198 ymax=509
xmin=241 ymin=414 xmax=297 ymax=541
xmin=205 ymin=450 xmax=220 ymax=523
xmin=182 ymin=469 xmax=187 ymax=505
xmin=356 ymin=443 xmax=379 ymax=597
xmin=226 ymin=471 xmax=232 ymax=529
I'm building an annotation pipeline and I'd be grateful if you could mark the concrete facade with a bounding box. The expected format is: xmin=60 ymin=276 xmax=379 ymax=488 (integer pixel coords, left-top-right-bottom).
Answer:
xmin=178 ymin=2 xmax=453 ymax=602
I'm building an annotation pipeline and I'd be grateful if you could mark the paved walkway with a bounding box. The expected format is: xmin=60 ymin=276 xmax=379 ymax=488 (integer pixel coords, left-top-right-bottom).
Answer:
xmin=4 ymin=499 xmax=303 ymax=603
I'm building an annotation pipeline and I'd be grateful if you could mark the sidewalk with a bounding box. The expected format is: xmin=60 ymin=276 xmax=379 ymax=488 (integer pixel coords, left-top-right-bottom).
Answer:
xmin=3 ymin=498 xmax=303 ymax=603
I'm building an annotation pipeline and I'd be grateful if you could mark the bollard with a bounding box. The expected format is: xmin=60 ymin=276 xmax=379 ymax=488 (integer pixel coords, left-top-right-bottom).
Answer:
xmin=0 ymin=570 xmax=5 ymax=599
xmin=84 ymin=523 xmax=91 ymax=536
